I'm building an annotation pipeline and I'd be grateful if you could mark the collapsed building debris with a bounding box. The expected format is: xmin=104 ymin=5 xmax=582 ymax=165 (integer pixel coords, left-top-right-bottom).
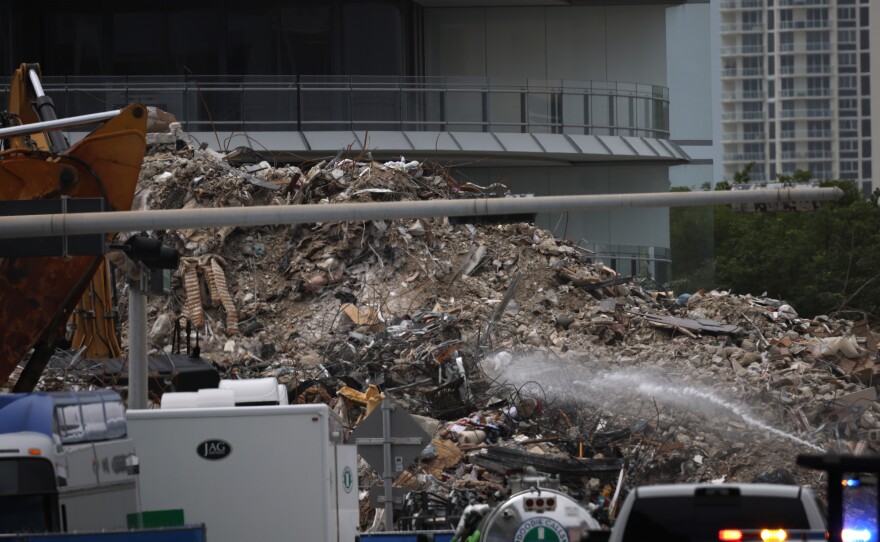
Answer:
xmin=15 ymin=117 xmax=880 ymax=531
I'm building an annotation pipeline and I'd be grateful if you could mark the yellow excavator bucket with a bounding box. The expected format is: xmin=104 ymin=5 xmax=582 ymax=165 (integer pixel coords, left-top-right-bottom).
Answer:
xmin=0 ymin=63 xmax=146 ymax=389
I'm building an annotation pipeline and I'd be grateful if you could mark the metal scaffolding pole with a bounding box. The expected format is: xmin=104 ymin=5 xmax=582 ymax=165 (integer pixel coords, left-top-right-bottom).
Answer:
xmin=0 ymin=188 xmax=844 ymax=240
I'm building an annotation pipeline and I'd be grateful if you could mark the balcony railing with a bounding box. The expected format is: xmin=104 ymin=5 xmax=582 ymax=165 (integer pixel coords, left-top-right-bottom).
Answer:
xmin=720 ymin=22 xmax=764 ymax=32
xmin=777 ymin=0 xmax=829 ymax=6
xmin=722 ymin=91 xmax=765 ymax=100
xmin=721 ymin=0 xmax=764 ymax=8
xmin=0 ymin=75 xmax=672 ymax=139
xmin=721 ymin=45 xmax=765 ymax=55
xmin=779 ymin=88 xmax=832 ymax=97
xmin=724 ymin=153 xmax=766 ymax=161
xmin=778 ymin=19 xmax=833 ymax=29
xmin=722 ymin=132 xmax=766 ymax=141
xmin=779 ymin=66 xmax=832 ymax=75
xmin=779 ymin=42 xmax=831 ymax=52
xmin=780 ymin=129 xmax=833 ymax=139
xmin=780 ymin=108 xmax=833 ymax=118
xmin=781 ymin=150 xmax=833 ymax=159
xmin=722 ymin=110 xmax=765 ymax=120
xmin=722 ymin=68 xmax=764 ymax=77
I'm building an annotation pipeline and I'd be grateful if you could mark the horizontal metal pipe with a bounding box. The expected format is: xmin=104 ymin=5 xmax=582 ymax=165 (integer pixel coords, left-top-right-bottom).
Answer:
xmin=0 ymin=110 xmax=121 ymax=138
xmin=0 ymin=187 xmax=843 ymax=240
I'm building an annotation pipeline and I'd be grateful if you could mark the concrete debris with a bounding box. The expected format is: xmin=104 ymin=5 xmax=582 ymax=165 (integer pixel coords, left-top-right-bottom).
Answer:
xmin=25 ymin=128 xmax=880 ymax=531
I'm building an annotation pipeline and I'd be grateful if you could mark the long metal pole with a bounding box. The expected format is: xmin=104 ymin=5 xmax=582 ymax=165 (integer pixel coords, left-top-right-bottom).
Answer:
xmin=0 ymin=188 xmax=843 ymax=240
xmin=128 ymin=283 xmax=148 ymax=410
xmin=0 ymin=109 xmax=121 ymax=138
xmin=382 ymin=399 xmax=395 ymax=531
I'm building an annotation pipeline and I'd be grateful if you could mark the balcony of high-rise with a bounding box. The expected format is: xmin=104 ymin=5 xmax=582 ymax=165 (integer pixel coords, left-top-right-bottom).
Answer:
xmin=778 ymin=88 xmax=833 ymax=98
xmin=780 ymin=150 xmax=834 ymax=160
xmin=721 ymin=110 xmax=766 ymax=121
xmin=779 ymin=64 xmax=834 ymax=76
xmin=3 ymin=75 xmax=679 ymax=162
xmin=779 ymin=129 xmax=834 ymax=139
xmin=724 ymin=152 xmax=766 ymax=162
xmin=720 ymin=22 xmax=765 ymax=33
xmin=721 ymin=67 xmax=765 ymax=78
xmin=778 ymin=42 xmax=832 ymax=53
xmin=722 ymin=131 xmax=767 ymax=142
xmin=777 ymin=19 xmax=834 ymax=30
xmin=720 ymin=0 xmax=765 ymax=9
xmin=722 ymin=90 xmax=766 ymax=101
xmin=721 ymin=45 xmax=765 ymax=56
xmin=777 ymin=0 xmax=830 ymax=5
xmin=779 ymin=108 xmax=834 ymax=119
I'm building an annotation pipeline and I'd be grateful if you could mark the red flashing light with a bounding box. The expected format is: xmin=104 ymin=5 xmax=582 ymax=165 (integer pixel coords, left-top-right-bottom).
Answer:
xmin=536 ymin=498 xmax=545 ymax=507
xmin=525 ymin=499 xmax=534 ymax=508
xmin=720 ymin=530 xmax=744 ymax=541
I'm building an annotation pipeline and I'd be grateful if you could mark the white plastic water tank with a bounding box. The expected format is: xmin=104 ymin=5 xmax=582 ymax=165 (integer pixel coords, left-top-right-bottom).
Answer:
xmin=160 ymin=392 xmax=200 ymax=409
xmin=219 ymin=377 xmax=281 ymax=405
xmin=197 ymin=388 xmax=235 ymax=408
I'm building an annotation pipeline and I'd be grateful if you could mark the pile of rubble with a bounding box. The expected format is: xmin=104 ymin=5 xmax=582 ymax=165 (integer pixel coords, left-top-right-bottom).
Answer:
xmin=35 ymin=120 xmax=880 ymax=529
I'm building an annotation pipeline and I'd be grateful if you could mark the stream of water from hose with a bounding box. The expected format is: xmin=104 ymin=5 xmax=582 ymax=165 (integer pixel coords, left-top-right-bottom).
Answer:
xmin=482 ymin=351 xmax=824 ymax=453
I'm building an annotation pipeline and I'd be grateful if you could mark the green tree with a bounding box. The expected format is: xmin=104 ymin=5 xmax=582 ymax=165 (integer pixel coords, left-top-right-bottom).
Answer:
xmin=670 ymin=167 xmax=880 ymax=318
xmin=733 ymin=162 xmax=755 ymax=184
xmin=712 ymin=177 xmax=880 ymax=317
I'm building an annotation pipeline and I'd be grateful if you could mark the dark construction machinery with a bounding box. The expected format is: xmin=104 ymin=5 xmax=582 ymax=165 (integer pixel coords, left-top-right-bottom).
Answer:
xmin=0 ymin=63 xmax=147 ymax=391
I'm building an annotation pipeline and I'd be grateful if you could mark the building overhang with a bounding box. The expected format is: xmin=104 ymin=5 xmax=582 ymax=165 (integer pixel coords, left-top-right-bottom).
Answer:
xmin=412 ymin=0 xmax=704 ymax=6
xmin=150 ymin=131 xmax=691 ymax=166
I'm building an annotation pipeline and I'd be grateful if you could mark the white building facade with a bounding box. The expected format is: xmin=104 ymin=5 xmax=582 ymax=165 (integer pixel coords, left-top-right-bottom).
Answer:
xmin=720 ymin=0 xmax=877 ymax=194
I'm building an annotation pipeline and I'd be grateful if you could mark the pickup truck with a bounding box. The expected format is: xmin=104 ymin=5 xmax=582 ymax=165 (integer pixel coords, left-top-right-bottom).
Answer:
xmin=608 ymin=484 xmax=827 ymax=542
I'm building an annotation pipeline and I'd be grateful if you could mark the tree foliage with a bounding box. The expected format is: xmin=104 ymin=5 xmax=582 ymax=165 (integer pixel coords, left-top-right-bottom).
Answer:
xmin=670 ymin=173 xmax=880 ymax=318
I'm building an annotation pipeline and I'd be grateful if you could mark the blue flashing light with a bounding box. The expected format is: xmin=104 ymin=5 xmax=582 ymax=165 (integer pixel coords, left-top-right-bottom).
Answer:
xmin=843 ymin=479 xmax=862 ymax=487
xmin=842 ymin=529 xmax=872 ymax=542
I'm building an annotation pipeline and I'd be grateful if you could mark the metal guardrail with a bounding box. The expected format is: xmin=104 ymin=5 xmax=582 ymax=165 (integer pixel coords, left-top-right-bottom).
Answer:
xmin=0 ymin=75 xmax=671 ymax=139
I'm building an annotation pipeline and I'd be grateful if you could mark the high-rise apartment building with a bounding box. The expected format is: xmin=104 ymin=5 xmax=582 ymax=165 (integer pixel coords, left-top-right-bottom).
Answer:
xmin=721 ymin=0 xmax=876 ymax=194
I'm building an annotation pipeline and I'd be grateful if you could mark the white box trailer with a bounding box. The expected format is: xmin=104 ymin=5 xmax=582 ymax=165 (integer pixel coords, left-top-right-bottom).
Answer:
xmin=126 ymin=404 xmax=359 ymax=542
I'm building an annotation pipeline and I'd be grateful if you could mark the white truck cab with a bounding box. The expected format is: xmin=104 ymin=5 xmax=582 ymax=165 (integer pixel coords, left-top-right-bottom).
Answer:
xmin=609 ymin=484 xmax=826 ymax=542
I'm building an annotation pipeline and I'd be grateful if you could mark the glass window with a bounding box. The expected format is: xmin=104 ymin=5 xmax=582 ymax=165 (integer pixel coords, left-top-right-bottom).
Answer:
xmin=342 ymin=3 xmax=404 ymax=75
xmin=840 ymin=76 xmax=857 ymax=89
xmin=81 ymin=402 xmax=108 ymax=441
xmin=111 ymin=12 xmax=168 ymax=74
xmin=280 ymin=5 xmax=333 ymax=75
xmin=55 ymin=405 xmax=84 ymax=444
xmin=228 ymin=8 xmax=279 ymax=75
xmin=42 ymin=10 xmax=104 ymax=75
xmin=620 ymin=496 xmax=810 ymax=542
xmin=168 ymin=5 xmax=223 ymax=74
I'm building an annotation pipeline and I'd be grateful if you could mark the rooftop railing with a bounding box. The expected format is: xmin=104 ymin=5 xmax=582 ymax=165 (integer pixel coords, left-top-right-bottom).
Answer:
xmin=0 ymin=75 xmax=671 ymax=140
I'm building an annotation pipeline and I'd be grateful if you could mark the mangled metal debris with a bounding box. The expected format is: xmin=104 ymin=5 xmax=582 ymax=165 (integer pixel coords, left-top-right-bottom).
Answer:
xmin=15 ymin=119 xmax=880 ymax=533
